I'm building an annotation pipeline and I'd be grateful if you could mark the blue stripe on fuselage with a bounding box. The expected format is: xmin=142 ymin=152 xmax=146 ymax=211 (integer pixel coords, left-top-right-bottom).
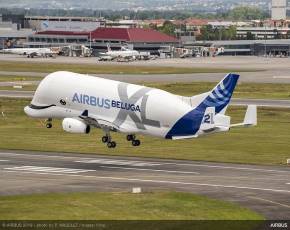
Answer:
xmin=165 ymin=104 xmax=205 ymax=139
xmin=165 ymin=73 xmax=239 ymax=139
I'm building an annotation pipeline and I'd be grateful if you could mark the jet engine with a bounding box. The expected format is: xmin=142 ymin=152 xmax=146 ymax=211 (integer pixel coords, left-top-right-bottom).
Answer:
xmin=62 ymin=118 xmax=90 ymax=134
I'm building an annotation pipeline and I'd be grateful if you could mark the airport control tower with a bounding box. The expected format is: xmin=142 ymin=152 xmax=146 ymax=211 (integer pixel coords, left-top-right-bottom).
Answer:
xmin=272 ymin=0 xmax=287 ymax=20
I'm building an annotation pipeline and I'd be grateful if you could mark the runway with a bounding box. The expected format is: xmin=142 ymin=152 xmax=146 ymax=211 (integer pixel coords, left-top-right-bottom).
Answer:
xmin=2 ymin=54 xmax=290 ymax=84
xmin=0 ymin=90 xmax=35 ymax=98
xmin=1 ymin=150 xmax=290 ymax=219
xmin=1 ymin=90 xmax=290 ymax=108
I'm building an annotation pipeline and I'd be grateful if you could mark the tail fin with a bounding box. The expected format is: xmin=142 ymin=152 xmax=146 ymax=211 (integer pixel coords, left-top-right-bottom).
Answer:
xmin=198 ymin=73 xmax=239 ymax=114
xmin=166 ymin=73 xmax=239 ymax=139
xmin=107 ymin=43 xmax=111 ymax=52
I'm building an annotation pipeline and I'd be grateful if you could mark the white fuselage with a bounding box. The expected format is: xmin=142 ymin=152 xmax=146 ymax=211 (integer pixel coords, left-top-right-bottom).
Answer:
xmin=105 ymin=50 xmax=140 ymax=58
xmin=24 ymin=71 xmax=256 ymax=145
xmin=3 ymin=48 xmax=56 ymax=56
xmin=24 ymin=71 xmax=193 ymax=138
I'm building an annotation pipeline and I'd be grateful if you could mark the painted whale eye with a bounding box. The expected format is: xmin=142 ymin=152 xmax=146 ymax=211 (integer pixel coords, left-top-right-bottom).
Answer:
xmin=60 ymin=99 xmax=66 ymax=105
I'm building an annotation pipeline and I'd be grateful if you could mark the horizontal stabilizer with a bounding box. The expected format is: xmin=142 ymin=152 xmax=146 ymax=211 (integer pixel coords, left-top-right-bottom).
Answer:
xmin=231 ymin=105 xmax=257 ymax=128
xmin=243 ymin=105 xmax=257 ymax=126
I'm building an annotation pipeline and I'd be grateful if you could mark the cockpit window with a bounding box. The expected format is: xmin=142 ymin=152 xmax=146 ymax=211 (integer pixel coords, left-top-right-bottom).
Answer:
xmin=29 ymin=104 xmax=56 ymax=110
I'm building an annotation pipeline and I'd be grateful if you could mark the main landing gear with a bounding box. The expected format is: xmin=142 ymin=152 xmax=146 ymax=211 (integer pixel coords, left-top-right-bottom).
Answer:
xmin=101 ymin=133 xmax=141 ymax=148
xmin=101 ymin=134 xmax=117 ymax=149
xmin=127 ymin=134 xmax=141 ymax=147
xmin=45 ymin=118 xmax=52 ymax=128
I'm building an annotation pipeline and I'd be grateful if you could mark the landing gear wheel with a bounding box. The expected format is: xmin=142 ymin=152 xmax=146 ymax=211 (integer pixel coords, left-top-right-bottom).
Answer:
xmin=102 ymin=136 xmax=109 ymax=143
xmin=126 ymin=134 xmax=136 ymax=141
xmin=46 ymin=123 xmax=52 ymax=129
xmin=111 ymin=141 xmax=116 ymax=148
xmin=132 ymin=140 xmax=141 ymax=147
xmin=107 ymin=141 xmax=116 ymax=148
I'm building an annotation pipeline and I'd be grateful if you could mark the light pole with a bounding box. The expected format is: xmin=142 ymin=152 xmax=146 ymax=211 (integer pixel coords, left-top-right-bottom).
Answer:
xmin=264 ymin=25 xmax=267 ymax=57
xmin=89 ymin=31 xmax=92 ymax=50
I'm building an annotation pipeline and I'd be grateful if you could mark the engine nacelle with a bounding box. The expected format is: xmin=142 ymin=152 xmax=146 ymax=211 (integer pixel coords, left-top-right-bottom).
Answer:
xmin=62 ymin=118 xmax=90 ymax=134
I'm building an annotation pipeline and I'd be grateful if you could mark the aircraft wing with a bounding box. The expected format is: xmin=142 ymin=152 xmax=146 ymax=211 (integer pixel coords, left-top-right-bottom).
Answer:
xmin=79 ymin=110 xmax=137 ymax=133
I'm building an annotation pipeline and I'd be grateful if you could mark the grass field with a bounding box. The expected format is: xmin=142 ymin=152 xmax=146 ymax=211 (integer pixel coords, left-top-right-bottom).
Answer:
xmin=0 ymin=61 xmax=259 ymax=75
xmin=0 ymin=98 xmax=289 ymax=165
xmin=0 ymin=191 xmax=263 ymax=220
xmin=1 ymin=81 xmax=290 ymax=99
xmin=147 ymin=82 xmax=290 ymax=99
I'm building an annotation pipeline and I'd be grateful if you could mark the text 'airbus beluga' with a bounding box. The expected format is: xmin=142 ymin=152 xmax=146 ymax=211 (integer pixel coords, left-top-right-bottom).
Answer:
xmin=24 ymin=71 xmax=257 ymax=148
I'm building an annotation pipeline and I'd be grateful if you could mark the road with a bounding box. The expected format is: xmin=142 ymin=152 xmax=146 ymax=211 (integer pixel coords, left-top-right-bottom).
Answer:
xmin=1 ymin=90 xmax=290 ymax=108
xmin=2 ymin=70 xmax=290 ymax=84
xmin=1 ymin=54 xmax=290 ymax=70
xmin=0 ymin=90 xmax=35 ymax=98
xmin=2 ymin=55 xmax=290 ymax=84
xmin=0 ymin=150 xmax=290 ymax=219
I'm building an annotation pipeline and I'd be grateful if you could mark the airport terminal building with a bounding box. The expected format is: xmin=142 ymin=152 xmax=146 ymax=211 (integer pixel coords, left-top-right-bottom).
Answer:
xmin=26 ymin=27 xmax=180 ymax=54
xmin=204 ymin=39 xmax=290 ymax=56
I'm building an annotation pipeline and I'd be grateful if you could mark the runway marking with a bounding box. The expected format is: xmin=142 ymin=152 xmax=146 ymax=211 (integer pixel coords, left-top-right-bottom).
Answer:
xmin=163 ymin=163 xmax=290 ymax=174
xmin=0 ymin=152 xmax=161 ymax=166
xmin=75 ymin=159 xmax=161 ymax=167
xmin=0 ymin=152 xmax=86 ymax=160
xmin=0 ymin=160 xmax=9 ymax=162
xmin=249 ymin=196 xmax=290 ymax=209
xmin=100 ymin=166 xmax=200 ymax=174
xmin=3 ymin=170 xmax=290 ymax=194
xmin=5 ymin=166 xmax=95 ymax=174
xmin=2 ymin=152 xmax=290 ymax=174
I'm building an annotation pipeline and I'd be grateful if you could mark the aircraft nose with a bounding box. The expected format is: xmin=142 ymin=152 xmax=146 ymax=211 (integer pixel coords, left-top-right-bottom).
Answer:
xmin=24 ymin=106 xmax=34 ymax=117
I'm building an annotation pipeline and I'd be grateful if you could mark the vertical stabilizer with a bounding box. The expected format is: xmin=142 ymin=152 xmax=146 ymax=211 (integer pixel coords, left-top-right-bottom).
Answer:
xmin=198 ymin=73 xmax=239 ymax=114
xmin=107 ymin=43 xmax=111 ymax=52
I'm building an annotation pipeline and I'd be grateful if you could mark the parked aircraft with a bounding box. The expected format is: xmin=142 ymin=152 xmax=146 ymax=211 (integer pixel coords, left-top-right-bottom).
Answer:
xmin=24 ymin=72 xmax=257 ymax=148
xmin=99 ymin=44 xmax=140 ymax=61
xmin=2 ymin=47 xmax=60 ymax=58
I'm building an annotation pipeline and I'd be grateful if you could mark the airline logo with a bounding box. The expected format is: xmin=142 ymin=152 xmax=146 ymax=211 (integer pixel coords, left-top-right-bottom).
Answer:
xmin=72 ymin=83 xmax=161 ymax=130
xmin=72 ymin=93 xmax=141 ymax=112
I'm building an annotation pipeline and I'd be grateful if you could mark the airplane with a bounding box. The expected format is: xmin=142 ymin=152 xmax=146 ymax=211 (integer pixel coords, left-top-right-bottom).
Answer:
xmin=2 ymin=47 xmax=60 ymax=58
xmin=98 ymin=44 xmax=140 ymax=61
xmin=24 ymin=71 xmax=257 ymax=148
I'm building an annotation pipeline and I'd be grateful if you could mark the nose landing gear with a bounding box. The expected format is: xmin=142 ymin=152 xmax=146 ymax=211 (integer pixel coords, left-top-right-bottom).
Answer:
xmin=45 ymin=118 xmax=52 ymax=128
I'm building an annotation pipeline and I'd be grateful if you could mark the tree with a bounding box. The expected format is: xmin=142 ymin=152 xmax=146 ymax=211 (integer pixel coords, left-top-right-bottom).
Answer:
xmin=228 ymin=6 xmax=267 ymax=20
xmin=158 ymin=21 xmax=176 ymax=37
xmin=197 ymin=25 xmax=236 ymax=41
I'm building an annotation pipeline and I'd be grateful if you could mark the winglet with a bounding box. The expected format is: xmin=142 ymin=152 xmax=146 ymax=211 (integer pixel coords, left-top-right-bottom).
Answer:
xmin=81 ymin=110 xmax=89 ymax=117
xmin=243 ymin=105 xmax=257 ymax=126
